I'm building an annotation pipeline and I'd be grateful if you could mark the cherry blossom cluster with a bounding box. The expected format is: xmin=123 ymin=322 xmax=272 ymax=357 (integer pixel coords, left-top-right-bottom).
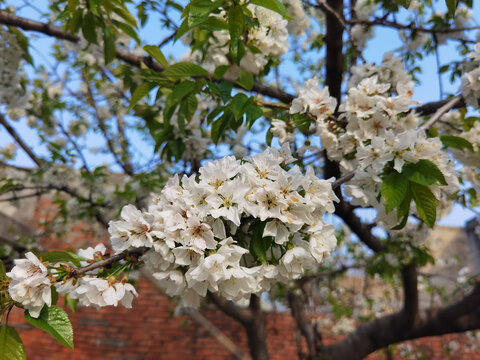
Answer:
xmin=0 ymin=27 xmax=26 ymax=109
xmin=461 ymin=42 xmax=480 ymax=108
xmin=7 ymin=244 xmax=137 ymax=318
xmin=183 ymin=4 xmax=289 ymax=75
xmin=288 ymin=55 xmax=459 ymax=227
xmin=283 ymin=0 xmax=310 ymax=36
xmin=109 ymin=145 xmax=339 ymax=307
xmin=6 ymin=146 xmax=339 ymax=313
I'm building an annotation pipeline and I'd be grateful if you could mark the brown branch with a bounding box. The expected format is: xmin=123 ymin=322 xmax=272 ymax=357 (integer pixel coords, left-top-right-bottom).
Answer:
xmin=414 ymin=97 xmax=465 ymax=116
xmin=318 ymin=277 xmax=480 ymax=360
xmin=318 ymin=264 xmax=418 ymax=360
xmin=347 ymin=18 xmax=480 ymax=34
xmin=207 ymin=292 xmax=253 ymax=324
xmin=70 ymin=246 xmax=149 ymax=276
xmin=288 ymin=291 xmax=317 ymax=357
xmin=420 ymin=95 xmax=462 ymax=130
xmin=0 ymin=113 xmax=42 ymax=167
xmin=331 ymin=171 xmax=354 ymax=189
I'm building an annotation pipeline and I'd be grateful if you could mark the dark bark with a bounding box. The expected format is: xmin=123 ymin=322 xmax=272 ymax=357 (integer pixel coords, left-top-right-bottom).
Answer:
xmin=316 ymin=280 xmax=480 ymax=360
xmin=288 ymin=291 xmax=318 ymax=358
xmin=209 ymin=293 xmax=269 ymax=360
xmin=245 ymin=295 xmax=269 ymax=360
xmin=324 ymin=0 xmax=344 ymax=104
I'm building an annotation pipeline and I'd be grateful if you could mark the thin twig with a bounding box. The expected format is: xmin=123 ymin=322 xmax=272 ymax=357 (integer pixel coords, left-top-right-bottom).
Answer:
xmin=71 ymin=246 xmax=149 ymax=276
xmin=420 ymin=95 xmax=462 ymax=130
xmin=332 ymin=171 xmax=355 ymax=189
xmin=0 ymin=113 xmax=42 ymax=167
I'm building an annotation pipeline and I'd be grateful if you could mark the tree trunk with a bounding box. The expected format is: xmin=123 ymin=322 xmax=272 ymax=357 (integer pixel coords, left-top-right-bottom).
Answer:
xmin=245 ymin=294 xmax=269 ymax=360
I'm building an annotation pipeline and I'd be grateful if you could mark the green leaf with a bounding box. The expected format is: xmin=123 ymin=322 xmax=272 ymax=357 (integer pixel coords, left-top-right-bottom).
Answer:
xmin=391 ymin=185 xmax=412 ymax=230
xmin=249 ymin=220 xmax=271 ymax=263
xmin=40 ymin=250 xmax=84 ymax=267
xmin=0 ymin=326 xmax=26 ymax=360
xmin=217 ymin=81 xmax=233 ymax=102
xmin=67 ymin=0 xmax=78 ymax=15
xmin=64 ymin=294 xmax=78 ymax=313
xmin=51 ymin=286 xmax=59 ymax=306
xmin=81 ymin=12 xmax=97 ymax=44
xmin=402 ymin=160 xmax=447 ymax=186
xmin=103 ymin=26 xmax=116 ymax=65
xmin=143 ymin=45 xmax=168 ymax=67
xmin=439 ymin=64 xmax=450 ymax=73
xmin=381 ymin=172 xmax=408 ymax=213
xmin=111 ymin=6 xmax=138 ymax=28
xmin=129 ymin=82 xmax=155 ymax=110
xmin=211 ymin=112 xmax=232 ymax=144
xmin=231 ymin=93 xmax=249 ymax=120
xmin=168 ymin=139 xmax=186 ymax=160
xmin=175 ymin=18 xmax=191 ymax=41
xmin=228 ymin=5 xmax=245 ymax=65
xmin=162 ymin=62 xmax=209 ymax=79
xmin=237 ymin=70 xmax=254 ymax=91
xmin=246 ymin=105 xmax=263 ymax=128
xmin=266 ymin=127 xmax=273 ymax=146
xmin=112 ymin=20 xmax=140 ymax=44
xmin=292 ymin=114 xmax=311 ymax=135
xmin=25 ymin=306 xmax=74 ymax=349
xmin=396 ymin=0 xmax=412 ymax=8
xmin=250 ymin=0 xmax=287 ymax=17
xmin=199 ymin=16 xmax=229 ymax=30
xmin=0 ymin=259 xmax=5 ymax=279
xmin=8 ymin=28 xmax=33 ymax=65
xmin=411 ymin=182 xmax=437 ymax=228
xmin=164 ymin=81 xmax=196 ymax=120
xmin=69 ymin=9 xmax=83 ymax=33
xmin=446 ymin=0 xmax=458 ymax=17
xmin=440 ymin=135 xmax=474 ymax=152
xmin=214 ymin=65 xmax=230 ymax=80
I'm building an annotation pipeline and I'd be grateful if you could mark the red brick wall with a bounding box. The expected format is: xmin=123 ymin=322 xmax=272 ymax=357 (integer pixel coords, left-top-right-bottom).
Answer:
xmin=8 ymin=276 xmax=480 ymax=360
xmin=8 ymin=197 xmax=478 ymax=360
xmin=8 ymin=277 xmax=304 ymax=360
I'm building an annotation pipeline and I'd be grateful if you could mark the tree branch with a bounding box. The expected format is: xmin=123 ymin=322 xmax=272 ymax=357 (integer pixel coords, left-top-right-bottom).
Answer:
xmin=347 ymin=18 xmax=480 ymax=34
xmin=207 ymin=292 xmax=253 ymax=324
xmin=420 ymin=95 xmax=463 ymax=130
xmin=318 ymin=264 xmax=418 ymax=360
xmin=414 ymin=96 xmax=466 ymax=116
xmin=0 ymin=113 xmax=42 ymax=167
xmin=70 ymin=246 xmax=149 ymax=276
xmin=288 ymin=291 xmax=317 ymax=357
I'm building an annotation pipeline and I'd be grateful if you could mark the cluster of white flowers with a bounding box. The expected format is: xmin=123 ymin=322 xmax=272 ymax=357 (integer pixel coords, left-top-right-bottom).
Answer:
xmin=462 ymin=43 xmax=480 ymax=108
xmin=350 ymin=0 xmax=376 ymax=49
xmin=7 ymin=252 xmax=52 ymax=317
xmin=183 ymin=5 xmax=289 ymax=75
xmin=282 ymin=0 xmax=310 ymax=36
xmin=7 ymin=243 xmax=139 ymax=318
xmin=289 ymin=77 xmax=337 ymax=122
xmin=7 ymin=146 xmax=338 ymax=313
xmin=0 ymin=28 xmax=26 ymax=109
xmin=108 ymin=145 xmax=338 ymax=307
xmin=288 ymin=55 xmax=458 ymax=227
xmin=436 ymin=5 xmax=473 ymax=44
xmin=399 ymin=30 xmax=430 ymax=51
